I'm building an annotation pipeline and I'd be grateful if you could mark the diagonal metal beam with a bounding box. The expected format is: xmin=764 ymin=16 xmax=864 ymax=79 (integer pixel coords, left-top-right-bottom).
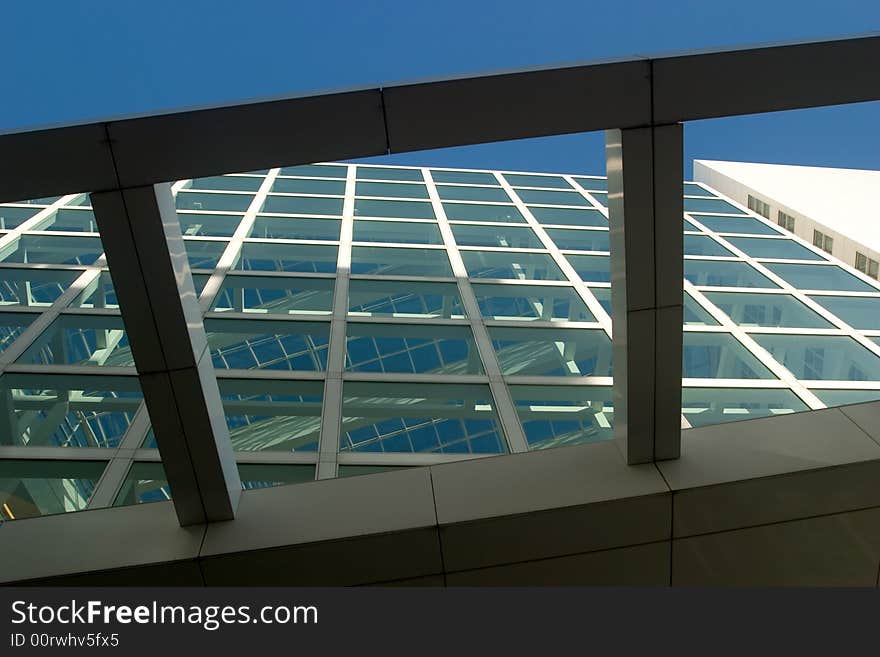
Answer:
xmin=90 ymin=183 xmax=240 ymax=525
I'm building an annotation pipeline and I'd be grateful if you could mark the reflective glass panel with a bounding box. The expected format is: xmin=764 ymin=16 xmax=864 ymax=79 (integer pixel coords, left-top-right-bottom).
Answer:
xmin=566 ymin=254 xmax=610 ymax=282
xmin=511 ymin=385 xmax=613 ymax=449
xmin=489 ymin=327 xmax=613 ymax=376
xmin=0 ymin=269 xmax=79 ymax=306
xmin=345 ymin=323 xmax=481 ymax=374
xmin=212 ymin=275 xmax=334 ymax=315
xmin=205 ymin=318 xmax=330 ymax=371
xmin=452 ymin=224 xmax=543 ymax=249
xmin=235 ymin=243 xmax=338 ymax=273
xmin=354 ymin=199 xmax=435 ymax=219
xmin=356 ymin=166 xmax=423 ymax=182
xmin=683 ymin=182 xmax=716 ymax=197
xmin=589 ymin=192 xmax=608 ymax=206
xmin=355 ymin=182 xmax=429 ymax=199
xmin=272 ymin=178 xmax=345 ymax=195
xmin=684 ymin=198 xmax=745 ymax=214
xmin=348 ymin=280 xmax=464 ymax=318
xmin=262 ymin=195 xmax=344 ymax=216
xmin=38 ymin=208 xmax=98 ymax=232
xmin=0 ymin=460 xmax=105 ymax=520
xmin=682 ymin=387 xmax=808 ymax=427
xmin=503 ymin=174 xmax=571 ymax=189
xmin=353 ymin=220 xmax=443 ymax=245
xmin=351 ymin=246 xmax=452 ymax=277
xmin=808 ymin=295 xmax=880 ymax=330
xmin=184 ymin=239 xmax=227 ymax=269
xmin=0 ymin=206 xmax=42 ymax=229
xmin=764 ymin=263 xmax=878 ymax=292
xmin=473 ymin=283 xmax=594 ymax=322
xmin=752 ymin=334 xmax=880 ymax=381
xmin=178 ymin=213 xmax=243 ymax=237
xmin=530 ymin=207 xmax=607 ymax=227
xmin=725 ymin=236 xmax=825 ymax=261
xmin=573 ymin=177 xmax=608 ymax=192
xmin=279 ymin=164 xmax=347 ymax=178
xmin=250 ymin=216 xmax=341 ymax=241
xmin=589 ymin=289 xmax=717 ymax=326
xmin=516 ymin=190 xmax=589 ymax=206
xmin=190 ymin=175 xmax=264 ymax=192
xmin=430 ymin=170 xmax=498 ymax=185
xmin=340 ymin=382 xmax=506 ymax=454
xmin=436 ymin=185 xmax=510 ymax=202
xmin=544 ymin=228 xmax=609 ymax=252
xmin=704 ymin=292 xmax=833 ymax=328
xmin=462 ymin=251 xmax=565 ymax=281
xmin=685 ymin=260 xmax=779 ymax=288
xmin=684 ymin=235 xmax=734 ymax=257
xmin=682 ymin=333 xmax=774 ymax=379
xmin=690 ymin=215 xmax=782 ymax=235
xmin=176 ymin=191 xmax=254 ymax=212
xmin=812 ymin=389 xmax=880 ymax=406
xmin=1 ymin=235 xmax=102 ymax=266
xmin=20 ymin=315 xmax=133 ymax=367
xmin=443 ymin=203 xmax=525 ymax=223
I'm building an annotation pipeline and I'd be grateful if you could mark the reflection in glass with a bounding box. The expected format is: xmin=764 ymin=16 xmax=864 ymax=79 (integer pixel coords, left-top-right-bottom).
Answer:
xmin=452 ymin=224 xmax=543 ymax=249
xmin=179 ymin=212 xmax=243 ymax=237
xmin=529 ymin=207 xmax=607 ymax=227
xmin=682 ymin=387 xmax=808 ymax=427
xmin=279 ymin=164 xmax=347 ymax=178
xmin=356 ymin=166 xmax=423 ymax=182
xmin=545 ymin=228 xmax=609 ymax=252
xmin=685 ymin=260 xmax=778 ymax=288
xmin=443 ymin=203 xmax=524 ymax=223
xmin=436 ymin=185 xmax=510 ymax=202
xmin=0 ymin=459 xmax=105 ymax=520
xmin=262 ymin=195 xmax=344 ymax=216
xmin=348 ymin=280 xmax=464 ymax=318
xmin=190 ymin=175 xmax=264 ymax=192
xmin=354 ymin=199 xmax=434 ymax=219
xmin=516 ymin=189 xmax=589 ymax=206
xmin=272 ymin=178 xmax=345 ymax=196
xmin=250 ymin=216 xmax=341 ymax=241
xmin=808 ymin=295 xmax=880 ymax=330
xmin=212 ymin=275 xmax=334 ymax=315
xmin=684 ymin=235 xmax=734 ymax=257
xmin=353 ymin=220 xmax=443 ymax=245
xmin=235 ymin=243 xmax=338 ymax=273
xmin=1 ymin=235 xmax=103 ymax=266
xmin=682 ymin=333 xmax=773 ymax=379
xmin=351 ymin=246 xmax=452 ymax=277
xmin=704 ymin=291 xmax=833 ymax=328
xmin=176 ymin=191 xmax=254 ymax=212
xmin=812 ymin=389 xmax=880 ymax=406
xmin=752 ymin=334 xmax=880 ymax=381
xmin=489 ymin=327 xmax=612 ymax=376
xmin=345 ymin=323 xmax=482 ymax=374
xmin=503 ymin=174 xmax=571 ymax=189
xmin=566 ymin=254 xmax=610 ymax=282
xmin=725 ymin=236 xmax=825 ymax=261
xmin=355 ymin=181 xmax=429 ymax=199
xmin=684 ymin=198 xmax=745 ymax=214
xmin=511 ymin=385 xmax=613 ymax=449
xmin=20 ymin=315 xmax=133 ymax=367
xmin=0 ymin=269 xmax=79 ymax=307
xmin=764 ymin=263 xmax=878 ymax=292
xmin=430 ymin=170 xmax=497 ymax=185
xmin=462 ymin=251 xmax=565 ymax=281
xmin=205 ymin=318 xmax=330 ymax=371
xmin=474 ymin=283 xmax=594 ymax=322
xmin=690 ymin=215 xmax=781 ymax=236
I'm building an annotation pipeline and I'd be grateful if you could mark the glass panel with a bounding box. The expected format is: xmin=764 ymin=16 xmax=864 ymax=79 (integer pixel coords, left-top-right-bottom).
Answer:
xmin=353 ymin=220 xmax=443 ymax=245
xmin=452 ymin=224 xmax=543 ymax=249
xmin=436 ymin=185 xmax=510 ymax=202
xmin=0 ymin=206 xmax=42 ymax=229
xmin=356 ymin=166 xmax=423 ymax=182
xmin=752 ymin=334 xmax=880 ymax=381
xmin=271 ymin=178 xmax=345 ymax=195
xmin=340 ymin=382 xmax=506 ymax=454
xmin=20 ymin=315 xmax=133 ymax=367
xmin=221 ymin=379 xmax=323 ymax=451
xmin=354 ymin=199 xmax=435 ymax=219
xmin=176 ymin=191 xmax=254 ymax=212
xmin=279 ymin=164 xmax=347 ymax=178
xmin=0 ymin=269 xmax=80 ymax=306
xmin=348 ymin=280 xmax=464 ymax=318
xmin=212 ymin=275 xmax=334 ymax=315
xmin=178 ymin=212 xmax=243 ymax=237
xmin=530 ymin=207 xmax=607 ymax=227
xmin=683 ymin=182 xmax=716 ymax=197
xmin=764 ymin=263 xmax=878 ymax=292
xmin=812 ymin=389 xmax=880 ymax=406
xmin=355 ymin=182 xmax=429 ymax=199
xmin=262 ymin=195 xmax=343 ymax=216
xmin=462 ymin=251 xmax=565 ymax=281
xmin=544 ymin=228 xmax=609 ymax=252
xmin=808 ymin=295 xmax=880 ymax=330
xmin=588 ymin=191 xmax=608 ymax=206
xmin=474 ymin=283 xmax=594 ymax=322
xmin=235 ymin=243 xmax=338 ymax=273
xmin=516 ymin=190 xmax=589 ymax=206
xmin=511 ymin=385 xmax=613 ymax=449
xmin=443 ymin=202 xmax=524 ymax=223
xmin=250 ymin=216 xmax=341 ymax=241
xmin=725 ymin=236 xmax=825 ymax=261
xmin=573 ymin=177 xmax=608 ymax=192
xmin=684 ymin=260 xmax=779 ymax=288
xmin=503 ymin=173 xmax=572 ymax=189
xmin=589 ymin=289 xmax=716 ymax=326
xmin=682 ymin=333 xmax=774 ymax=379
xmin=566 ymin=254 xmax=610 ymax=282
xmin=38 ymin=208 xmax=98 ymax=232
xmin=684 ymin=235 xmax=734 ymax=257
xmin=190 ymin=175 xmax=264 ymax=192
xmin=1 ymin=235 xmax=102 ymax=265
xmin=0 ymin=373 xmax=142 ymax=448
xmin=690 ymin=215 xmax=782 ymax=235
xmin=338 ymin=465 xmax=407 ymax=477
xmin=345 ymin=323 xmax=481 ymax=374
xmin=7 ymin=196 xmax=60 ymax=205
xmin=704 ymin=292 xmax=834 ymax=328
xmin=0 ymin=460 xmax=105 ymax=520
xmin=684 ymin=198 xmax=746 ymax=214
xmin=73 ymin=271 xmax=194 ymax=310
xmin=205 ymin=318 xmax=330 ymax=371
xmin=684 ymin=218 xmax=701 ymax=231
xmin=430 ymin=170 xmax=498 ymax=185
xmin=489 ymin=327 xmax=613 ymax=376
xmin=682 ymin=388 xmax=808 ymax=427
xmin=184 ymin=239 xmax=226 ymax=269
xmin=351 ymin=246 xmax=452 ymax=277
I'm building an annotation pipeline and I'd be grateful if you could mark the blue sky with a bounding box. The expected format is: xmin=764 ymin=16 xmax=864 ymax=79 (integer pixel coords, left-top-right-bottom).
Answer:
xmin=3 ymin=1 xmax=879 ymax=178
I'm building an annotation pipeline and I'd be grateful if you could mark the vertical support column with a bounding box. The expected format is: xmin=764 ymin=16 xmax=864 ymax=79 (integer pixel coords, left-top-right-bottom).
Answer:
xmin=606 ymin=124 xmax=683 ymax=464
xmin=91 ymin=183 xmax=240 ymax=525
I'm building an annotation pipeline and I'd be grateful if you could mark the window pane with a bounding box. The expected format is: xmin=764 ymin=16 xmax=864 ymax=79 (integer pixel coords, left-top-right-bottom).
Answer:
xmin=179 ymin=212 xmax=243 ymax=237
xmin=452 ymin=224 xmax=543 ymax=248
xmin=345 ymin=323 xmax=482 ymax=374
xmin=262 ymin=195 xmax=344 ymax=216
xmin=176 ymin=191 xmax=253 ymax=212
xmin=684 ymin=235 xmax=735 ymax=256
xmin=684 ymin=260 xmax=779 ymax=288
xmin=220 ymin=379 xmax=323 ymax=452
xmin=184 ymin=239 xmax=226 ymax=269
xmin=205 ymin=318 xmax=330 ymax=371
xmin=431 ymin=170 xmax=498 ymax=185
xmin=271 ymin=178 xmax=345 ymax=195
xmin=341 ymin=382 xmax=506 ymax=454
xmin=808 ymin=295 xmax=880 ymax=330
xmin=682 ymin=388 xmax=807 ymax=427
xmin=348 ymin=280 xmax=464 ymax=318
xmin=489 ymin=327 xmax=613 ymax=376
xmin=0 ymin=269 xmax=79 ymax=306
xmin=0 ymin=206 xmax=42 ymax=229
xmin=20 ymin=315 xmax=133 ymax=367
xmin=474 ymin=283 xmax=594 ymax=322
xmin=566 ymin=254 xmax=610 ymax=282
xmin=683 ymin=182 xmax=716 ymax=197
xmin=355 ymin=182 xmax=429 ymax=199
xmin=351 ymin=246 xmax=452 ymax=277
xmin=212 ymin=275 xmax=334 ymax=315
xmin=0 ymin=459 xmax=106 ymax=520
xmin=726 ymin=237 xmax=825 ymax=261
xmin=752 ymin=334 xmax=880 ymax=381
xmin=573 ymin=177 xmax=608 ymax=192
xmin=511 ymin=385 xmax=613 ymax=449
xmin=250 ymin=216 xmax=341 ymax=241
xmin=503 ymin=174 xmax=572 ymax=189
xmin=236 ymin=243 xmax=338 ymax=273
xmin=516 ymin=190 xmax=589 ymax=206
xmin=812 ymin=389 xmax=880 ymax=406
xmin=462 ymin=251 xmax=565 ymax=281
xmin=0 ymin=373 xmax=142 ymax=448
xmin=764 ymin=263 xmax=878 ymax=292
xmin=353 ymin=220 xmax=443 ymax=245
xmin=704 ymin=292 xmax=834 ymax=328
xmin=530 ymin=207 xmax=607 ymax=227
xmin=443 ymin=202 xmax=524 ymax=223
xmin=690 ymin=215 xmax=782 ymax=236
xmin=590 ymin=289 xmax=717 ymax=326
xmin=279 ymin=164 xmax=347 ymax=178
xmin=545 ymin=228 xmax=609 ymax=252
xmin=682 ymin=333 xmax=774 ymax=379
xmin=436 ymin=185 xmax=511 ymax=202
xmin=354 ymin=199 xmax=435 ymax=219
xmin=356 ymin=166 xmax=424 ymax=182
xmin=589 ymin=191 xmax=608 ymax=206
xmin=684 ymin=198 xmax=745 ymax=214
xmin=190 ymin=175 xmax=264 ymax=192
xmin=1 ymin=235 xmax=103 ymax=266
xmin=38 ymin=208 xmax=98 ymax=232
